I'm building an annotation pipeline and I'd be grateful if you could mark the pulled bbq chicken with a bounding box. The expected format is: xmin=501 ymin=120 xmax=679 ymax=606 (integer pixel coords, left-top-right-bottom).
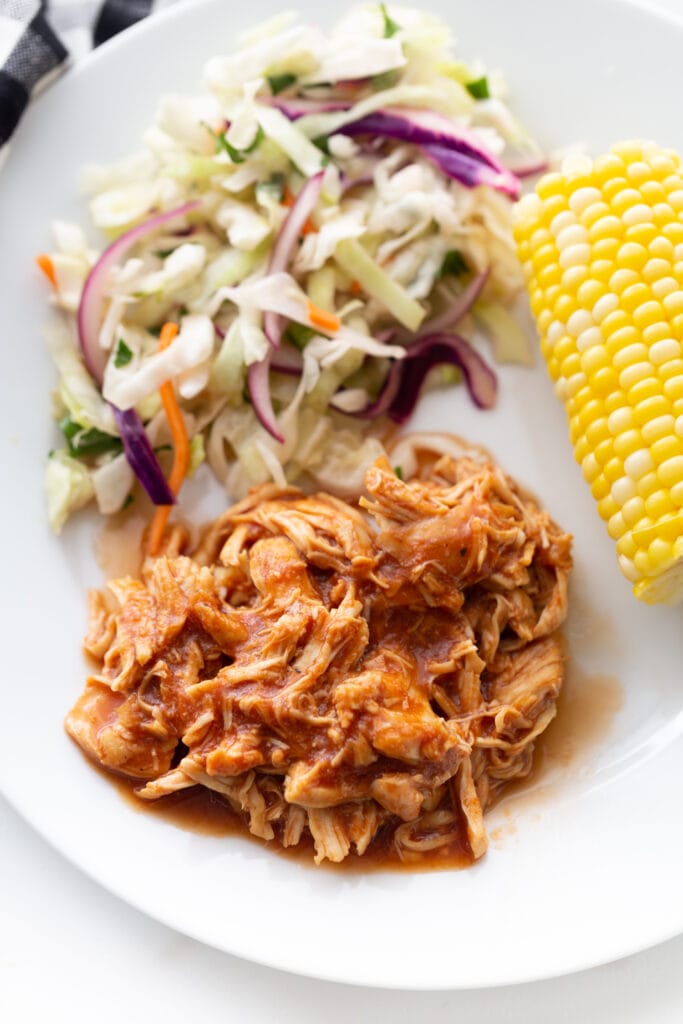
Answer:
xmin=66 ymin=451 xmax=572 ymax=865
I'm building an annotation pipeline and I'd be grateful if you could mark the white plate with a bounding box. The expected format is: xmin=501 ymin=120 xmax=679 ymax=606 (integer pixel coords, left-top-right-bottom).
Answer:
xmin=1 ymin=0 xmax=682 ymax=990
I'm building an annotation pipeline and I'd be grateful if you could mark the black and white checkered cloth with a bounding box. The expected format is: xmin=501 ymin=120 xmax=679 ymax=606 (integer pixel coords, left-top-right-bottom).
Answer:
xmin=0 ymin=0 xmax=172 ymax=158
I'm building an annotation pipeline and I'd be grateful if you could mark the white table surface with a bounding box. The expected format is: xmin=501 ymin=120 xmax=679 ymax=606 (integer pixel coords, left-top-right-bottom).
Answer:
xmin=4 ymin=0 xmax=683 ymax=1018
xmin=3 ymin=792 xmax=683 ymax=1021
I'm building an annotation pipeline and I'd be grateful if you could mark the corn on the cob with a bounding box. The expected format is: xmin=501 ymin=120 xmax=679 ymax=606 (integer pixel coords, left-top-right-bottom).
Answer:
xmin=514 ymin=140 xmax=683 ymax=605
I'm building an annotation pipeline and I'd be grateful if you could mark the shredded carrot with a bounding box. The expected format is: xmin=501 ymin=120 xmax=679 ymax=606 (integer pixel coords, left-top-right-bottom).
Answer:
xmin=282 ymin=186 xmax=317 ymax=235
xmin=306 ymin=301 xmax=341 ymax=333
xmin=146 ymin=322 xmax=190 ymax=557
xmin=36 ymin=254 xmax=57 ymax=289
xmin=350 ymin=279 xmax=363 ymax=296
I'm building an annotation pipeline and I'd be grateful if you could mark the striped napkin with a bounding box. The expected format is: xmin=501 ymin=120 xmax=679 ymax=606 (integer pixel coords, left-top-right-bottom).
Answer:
xmin=0 ymin=0 xmax=172 ymax=162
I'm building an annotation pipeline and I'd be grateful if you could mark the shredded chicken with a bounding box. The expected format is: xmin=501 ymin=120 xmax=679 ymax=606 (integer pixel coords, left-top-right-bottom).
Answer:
xmin=66 ymin=449 xmax=572 ymax=866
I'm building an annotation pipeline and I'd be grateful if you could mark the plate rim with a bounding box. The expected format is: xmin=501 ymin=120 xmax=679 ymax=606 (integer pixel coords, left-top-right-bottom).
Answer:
xmin=2 ymin=0 xmax=683 ymax=990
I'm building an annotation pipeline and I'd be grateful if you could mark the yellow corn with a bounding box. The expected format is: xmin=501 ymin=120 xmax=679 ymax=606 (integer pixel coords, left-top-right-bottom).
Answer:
xmin=514 ymin=140 xmax=683 ymax=605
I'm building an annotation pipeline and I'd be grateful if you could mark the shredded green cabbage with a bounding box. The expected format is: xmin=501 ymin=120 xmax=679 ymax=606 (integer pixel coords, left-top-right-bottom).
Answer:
xmin=41 ymin=4 xmax=537 ymax=530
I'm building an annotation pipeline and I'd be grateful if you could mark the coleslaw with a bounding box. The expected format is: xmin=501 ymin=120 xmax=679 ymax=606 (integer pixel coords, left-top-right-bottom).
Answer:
xmin=40 ymin=4 xmax=542 ymax=532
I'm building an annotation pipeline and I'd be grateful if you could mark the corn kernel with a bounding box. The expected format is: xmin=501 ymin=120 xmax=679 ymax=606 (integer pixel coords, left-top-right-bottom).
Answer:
xmin=636 ymin=470 xmax=659 ymax=496
xmin=616 ymin=357 xmax=650 ymax=383
xmin=648 ymin=538 xmax=675 ymax=570
xmin=642 ymin=414 xmax=676 ymax=443
xmin=569 ymin=187 xmax=603 ymax=215
xmin=622 ymin=495 xmax=646 ymax=526
xmin=604 ymin=389 xmax=628 ymax=414
xmin=610 ymin=475 xmax=636 ymax=502
xmin=538 ymin=264 xmax=562 ymax=290
xmin=581 ymin=452 xmax=601 ymax=483
xmin=585 ymin=417 xmax=610 ymax=447
xmin=607 ymin=407 xmax=634 ymax=434
xmin=620 ymin=283 xmax=650 ymax=312
xmin=630 ymin=378 xmax=663 ymax=405
xmin=561 ymin=266 xmax=590 ymax=292
xmin=592 ymin=367 xmax=620 ymax=395
xmin=592 ymin=475 xmax=611 ymax=500
xmin=593 ymin=153 xmax=624 ymax=182
xmin=540 ymin=195 xmax=569 ymax=224
xmin=608 ymin=511 xmax=627 ymax=539
xmin=608 ymin=269 xmax=640 ymax=295
xmin=650 ymin=338 xmax=681 ymax=363
xmin=645 ymin=489 xmax=674 ymax=518
xmin=587 ymin=212 xmax=621 ymax=239
xmin=531 ymin=244 xmax=559 ymax=274
xmin=590 ymin=259 xmax=615 ymax=281
xmin=658 ymin=454 xmax=683 ymax=487
xmin=556 ymin=224 xmax=587 ymax=249
xmin=576 ymin=326 xmax=603 ymax=352
xmin=643 ymin=258 xmax=672 ymax=284
xmin=607 ymin=328 xmax=641 ymax=355
xmin=592 ymin=238 xmax=620 ymax=261
xmin=649 ymin=235 xmax=675 ymax=260
xmin=625 ymin=450 xmax=655 ymax=480
xmin=617 ymin=241 xmax=649 ymax=270
xmin=633 ymin=300 xmax=665 ymax=329
xmin=598 ymin=495 xmax=620 ymax=520
xmin=592 ymin=293 xmax=619 ymax=321
xmin=515 ymin=141 xmax=683 ymax=602
xmin=537 ymin=173 xmax=567 ymax=200
xmin=614 ymin=429 xmax=643 ymax=459
xmin=595 ymin=439 xmax=614 ymax=466
xmin=662 ymin=290 xmax=683 ymax=316
xmin=651 ymin=435 xmax=683 ymax=464
xmin=635 ymin=395 xmax=670 ymax=422
xmin=664 ymin=375 xmax=683 ymax=401
xmin=626 ymin=223 xmax=658 ymax=247
xmin=553 ymin=294 xmax=578 ymax=321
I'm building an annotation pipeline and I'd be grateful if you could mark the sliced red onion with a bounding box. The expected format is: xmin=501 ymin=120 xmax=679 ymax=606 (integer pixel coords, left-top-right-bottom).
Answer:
xmin=414 ymin=268 xmax=490 ymax=340
xmin=270 ymin=344 xmax=304 ymax=375
xmin=247 ymin=356 xmax=285 ymax=443
xmin=336 ymin=109 xmax=520 ymax=198
xmin=391 ymin=333 xmax=497 ymax=421
xmin=332 ymin=332 xmax=496 ymax=423
xmin=263 ymin=171 xmax=325 ymax=348
xmin=339 ymin=172 xmax=374 ymax=195
xmin=111 ymin=407 xmax=175 ymax=505
xmin=77 ymin=201 xmax=199 ymax=505
xmin=331 ymin=361 xmax=402 ymax=420
xmin=505 ymin=156 xmax=550 ymax=179
xmin=421 ymin=142 xmax=520 ymax=197
xmin=78 ymin=200 xmax=200 ymax=382
xmin=272 ymin=98 xmax=349 ymax=119
xmin=274 ymin=101 xmax=520 ymax=197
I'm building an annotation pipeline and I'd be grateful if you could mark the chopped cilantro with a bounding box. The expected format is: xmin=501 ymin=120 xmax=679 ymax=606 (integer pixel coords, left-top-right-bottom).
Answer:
xmin=257 ymin=172 xmax=286 ymax=202
xmin=267 ymin=72 xmax=297 ymax=95
xmin=60 ymin=416 xmax=123 ymax=459
xmin=122 ymin=494 xmax=135 ymax=511
xmin=285 ymin=323 xmax=316 ymax=350
xmin=394 ymin=465 xmax=404 ymax=480
xmin=113 ymin=338 xmax=133 ymax=368
xmin=312 ymin=135 xmax=330 ymax=155
xmin=438 ymin=249 xmax=469 ymax=279
xmin=466 ymin=76 xmax=490 ymax=100
xmin=214 ymin=124 xmax=264 ymax=164
xmin=380 ymin=3 xmax=401 ymax=37
xmin=371 ymin=69 xmax=400 ymax=92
